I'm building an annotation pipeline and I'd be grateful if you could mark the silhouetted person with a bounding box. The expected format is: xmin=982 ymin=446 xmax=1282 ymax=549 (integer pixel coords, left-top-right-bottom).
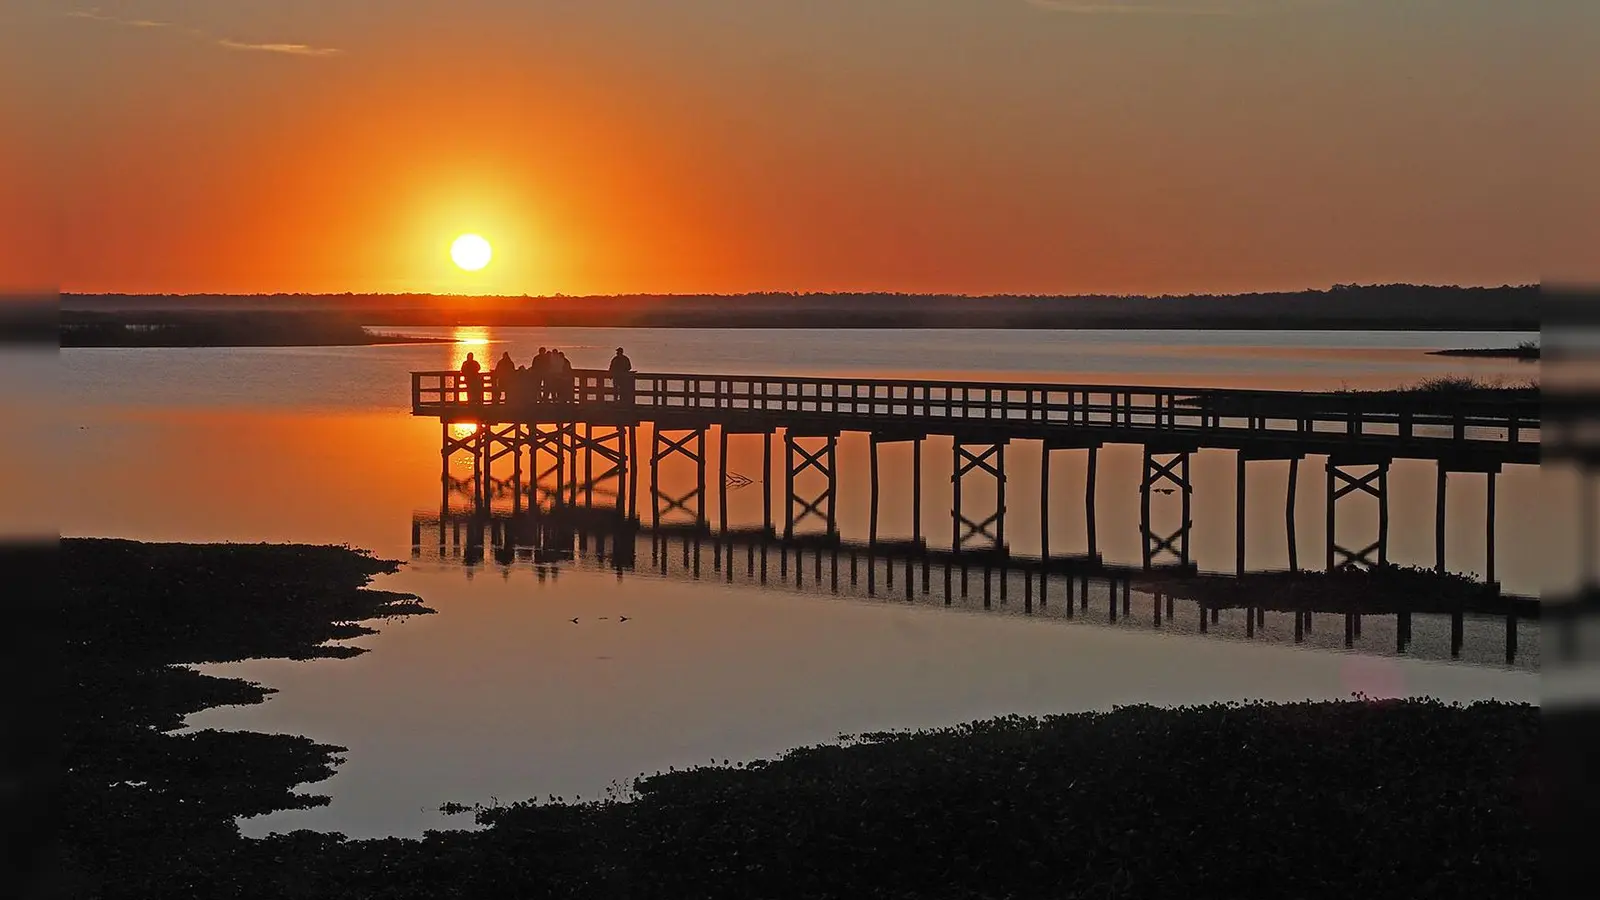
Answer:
xmin=460 ymin=353 xmax=482 ymax=404
xmin=511 ymin=362 xmax=529 ymax=405
xmin=533 ymin=347 xmax=550 ymax=401
xmin=556 ymin=350 xmax=575 ymax=402
xmin=492 ymin=352 xmax=515 ymax=403
xmin=609 ymin=347 xmax=634 ymax=404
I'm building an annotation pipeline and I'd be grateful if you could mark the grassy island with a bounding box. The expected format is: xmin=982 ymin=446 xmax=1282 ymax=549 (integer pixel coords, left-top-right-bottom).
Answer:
xmin=1429 ymin=340 xmax=1540 ymax=361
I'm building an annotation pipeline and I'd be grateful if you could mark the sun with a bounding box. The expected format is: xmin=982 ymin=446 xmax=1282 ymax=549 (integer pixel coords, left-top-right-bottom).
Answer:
xmin=450 ymin=234 xmax=492 ymax=271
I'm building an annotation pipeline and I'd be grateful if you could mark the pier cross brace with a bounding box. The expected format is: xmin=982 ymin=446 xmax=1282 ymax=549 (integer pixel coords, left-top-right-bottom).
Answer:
xmin=952 ymin=440 xmax=1007 ymax=550
xmin=785 ymin=433 xmax=838 ymax=536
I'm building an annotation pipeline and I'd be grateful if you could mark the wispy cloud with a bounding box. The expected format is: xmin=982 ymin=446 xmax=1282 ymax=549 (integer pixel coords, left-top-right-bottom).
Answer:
xmin=67 ymin=9 xmax=169 ymax=27
xmin=65 ymin=7 xmax=342 ymax=57
xmin=215 ymin=39 xmax=342 ymax=58
xmin=1023 ymin=0 xmax=1331 ymax=15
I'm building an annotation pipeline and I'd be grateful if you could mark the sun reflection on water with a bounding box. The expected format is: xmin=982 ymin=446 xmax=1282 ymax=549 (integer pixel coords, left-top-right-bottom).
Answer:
xmin=452 ymin=326 xmax=491 ymax=346
xmin=449 ymin=326 xmax=493 ymax=371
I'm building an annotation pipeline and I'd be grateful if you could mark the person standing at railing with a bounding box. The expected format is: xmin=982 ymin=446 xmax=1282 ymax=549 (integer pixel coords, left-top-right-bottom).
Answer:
xmin=509 ymin=361 xmax=528 ymax=406
xmin=491 ymin=352 xmax=515 ymax=404
xmin=556 ymin=349 xmax=576 ymax=402
xmin=609 ymin=347 xmax=634 ymax=405
xmin=532 ymin=347 xmax=550 ymax=401
xmin=459 ymin=353 xmax=483 ymax=404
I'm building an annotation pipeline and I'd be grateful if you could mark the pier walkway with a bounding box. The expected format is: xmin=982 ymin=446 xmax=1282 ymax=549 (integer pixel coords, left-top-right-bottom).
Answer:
xmin=413 ymin=369 xmax=1538 ymax=469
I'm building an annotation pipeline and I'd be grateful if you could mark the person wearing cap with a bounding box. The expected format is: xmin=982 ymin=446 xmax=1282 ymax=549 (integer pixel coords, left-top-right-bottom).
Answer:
xmin=609 ymin=347 xmax=634 ymax=405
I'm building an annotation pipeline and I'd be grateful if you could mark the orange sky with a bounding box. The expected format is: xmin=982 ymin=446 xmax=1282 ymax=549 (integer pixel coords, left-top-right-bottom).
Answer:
xmin=4 ymin=0 xmax=1595 ymax=296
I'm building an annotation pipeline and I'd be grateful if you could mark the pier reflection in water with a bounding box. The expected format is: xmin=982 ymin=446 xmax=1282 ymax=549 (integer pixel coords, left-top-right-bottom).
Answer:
xmin=413 ymin=420 xmax=1539 ymax=671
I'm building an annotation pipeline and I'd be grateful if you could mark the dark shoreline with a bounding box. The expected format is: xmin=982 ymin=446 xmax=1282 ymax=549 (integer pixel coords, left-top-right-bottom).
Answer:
xmin=50 ymin=538 xmax=1540 ymax=899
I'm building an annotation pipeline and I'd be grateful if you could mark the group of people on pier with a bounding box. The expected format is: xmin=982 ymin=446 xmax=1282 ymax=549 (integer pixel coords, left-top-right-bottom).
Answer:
xmin=457 ymin=347 xmax=633 ymax=405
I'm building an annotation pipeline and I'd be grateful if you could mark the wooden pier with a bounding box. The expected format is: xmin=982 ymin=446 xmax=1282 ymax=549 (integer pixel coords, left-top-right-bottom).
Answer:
xmin=413 ymin=368 xmax=1538 ymax=587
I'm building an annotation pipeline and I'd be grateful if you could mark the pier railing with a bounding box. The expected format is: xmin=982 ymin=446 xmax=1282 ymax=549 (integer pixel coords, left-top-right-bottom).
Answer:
xmin=412 ymin=369 xmax=1538 ymax=461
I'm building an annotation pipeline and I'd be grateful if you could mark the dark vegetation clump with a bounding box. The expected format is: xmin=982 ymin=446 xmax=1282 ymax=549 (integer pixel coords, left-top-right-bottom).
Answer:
xmin=1404 ymin=374 xmax=1539 ymax=394
xmin=1321 ymin=375 xmax=1539 ymax=399
xmin=1139 ymin=563 xmax=1538 ymax=618
xmin=49 ymin=539 xmax=1539 ymax=900
xmin=55 ymin=539 xmax=431 ymax=896
xmin=64 ymin=538 xmax=429 ymax=666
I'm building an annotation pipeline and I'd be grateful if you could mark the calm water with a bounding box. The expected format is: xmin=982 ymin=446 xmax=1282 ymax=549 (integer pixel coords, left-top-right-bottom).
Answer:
xmin=57 ymin=328 xmax=1550 ymax=838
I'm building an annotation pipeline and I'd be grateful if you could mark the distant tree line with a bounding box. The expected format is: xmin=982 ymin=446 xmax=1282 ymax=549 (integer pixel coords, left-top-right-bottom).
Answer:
xmin=60 ymin=284 xmax=1539 ymax=331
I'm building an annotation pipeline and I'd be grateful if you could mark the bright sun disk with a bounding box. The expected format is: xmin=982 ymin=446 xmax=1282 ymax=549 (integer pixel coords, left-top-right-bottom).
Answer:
xmin=451 ymin=234 xmax=492 ymax=271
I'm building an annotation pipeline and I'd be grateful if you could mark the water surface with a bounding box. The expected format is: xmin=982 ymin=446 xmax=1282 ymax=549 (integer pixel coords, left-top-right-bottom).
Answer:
xmin=58 ymin=328 xmax=1545 ymax=837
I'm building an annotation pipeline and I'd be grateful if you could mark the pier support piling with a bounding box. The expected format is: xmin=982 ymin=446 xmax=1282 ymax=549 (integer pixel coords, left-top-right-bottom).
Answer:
xmin=1236 ymin=453 xmax=1247 ymax=577
xmin=952 ymin=439 xmax=1008 ymax=551
xmin=784 ymin=431 xmax=838 ymax=537
xmin=1325 ymin=457 xmax=1390 ymax=571
xmin=762 ymin=431 xmax=773 ymax=535
xmin=1436 ymin=464 xmax=1448 ymax=573
xmin=568 ymin=424 xmax=626 ymax=511
xmin=1086 ymin=446 xmax=1100 ymax=560
xmin=1141 ymin=448 xmax=1194 ymax=569
xmin=1286 ymin=456 xmax=1300 ymax=571
xmin=652 ymin=427 xmax=708 ymax=528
